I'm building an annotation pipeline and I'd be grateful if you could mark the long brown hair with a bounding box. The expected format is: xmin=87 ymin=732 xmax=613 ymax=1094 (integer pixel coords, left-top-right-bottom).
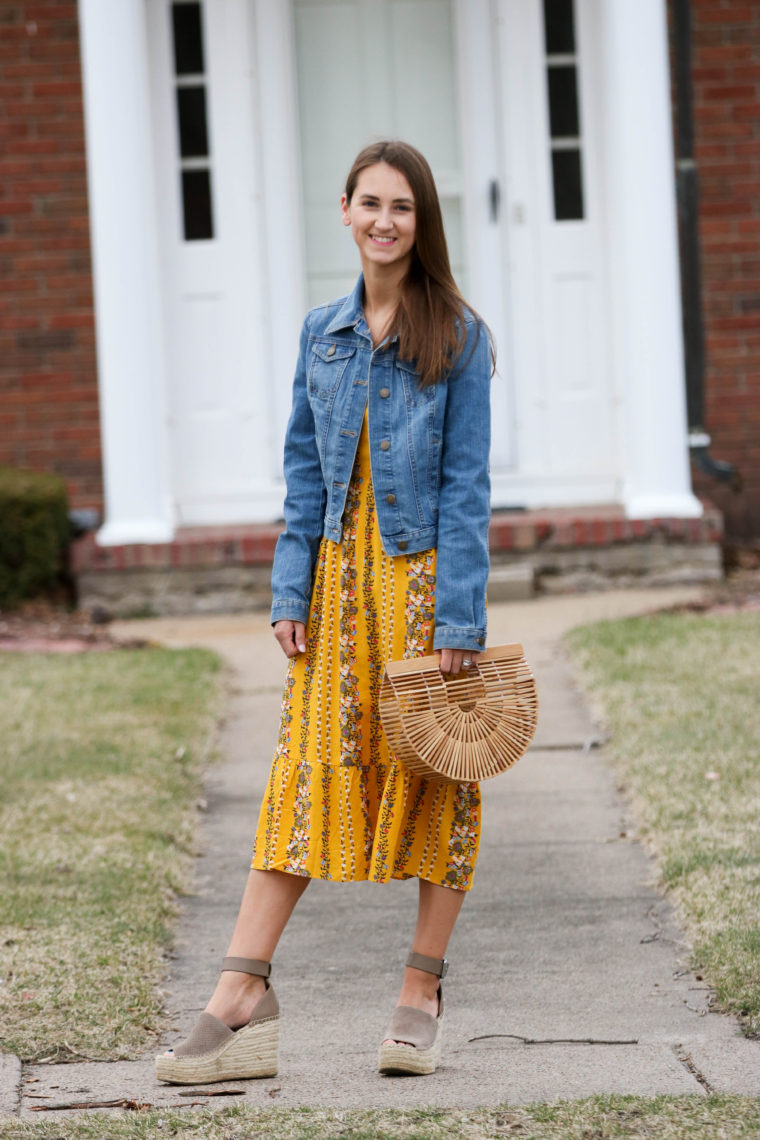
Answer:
xmin=344 ymin=140 xmax=493 ymax=387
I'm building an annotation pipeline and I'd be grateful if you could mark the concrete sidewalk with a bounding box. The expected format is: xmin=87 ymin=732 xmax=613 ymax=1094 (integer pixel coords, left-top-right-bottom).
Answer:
xmin=4 ymin=587 xmax=759 ymax=1117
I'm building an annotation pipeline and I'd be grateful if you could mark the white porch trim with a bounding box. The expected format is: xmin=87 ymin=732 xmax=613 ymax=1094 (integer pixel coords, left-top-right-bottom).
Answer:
xmin=78 ymin=0 xmax=174 ymax=545
xmin=251 ymin=0 xmax=308 ymax=472
xmin=601 ymin=0 xmax=702 ymax=520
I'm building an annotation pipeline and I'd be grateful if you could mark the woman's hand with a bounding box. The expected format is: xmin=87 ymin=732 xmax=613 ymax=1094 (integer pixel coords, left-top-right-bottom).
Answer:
xmin=273 ymin=620 xmax=307 ymax=658
xmin=436 ymin=648 xmax=481 ymax=676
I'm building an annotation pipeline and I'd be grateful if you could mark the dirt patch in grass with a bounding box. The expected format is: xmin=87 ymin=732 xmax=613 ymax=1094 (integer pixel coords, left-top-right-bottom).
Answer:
xmin=567 ymin=610 xmax=760 ymax=1035
xmin=0 ymin=647 xmax=223 ymax=1062
xmin=1 ymin=1095 xmax=759 ymax=1139
xmin=0 ymin=601 xmax=146 ymax=653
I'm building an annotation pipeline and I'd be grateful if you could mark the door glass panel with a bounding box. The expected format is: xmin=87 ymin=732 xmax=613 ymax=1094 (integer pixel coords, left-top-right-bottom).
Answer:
xmin=293 ymin=0 xmax=465 ymax=308
xmin=176 ymin=85 xmax=209 ymax=158
xmin=547 ymin=66 xmax=579 ymax=138
xmin=172 ymin=1 xmax=205 ymax=74
xmin=551 ymin=149 xmax=583 ymax=221
xmin=543 ymin=0 xmax=575 ymax=54
xmin=181 ymin=169 xmax=213 ymax=239
xmin=542 ymin=0 xmax=585 ymax=221
xmin=170 ymin=1 xmax=215 ymax=240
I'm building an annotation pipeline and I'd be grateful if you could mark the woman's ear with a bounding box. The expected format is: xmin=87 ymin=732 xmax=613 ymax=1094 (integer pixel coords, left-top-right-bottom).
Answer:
xmin=340 ymin=193 xmax=351 ymax=226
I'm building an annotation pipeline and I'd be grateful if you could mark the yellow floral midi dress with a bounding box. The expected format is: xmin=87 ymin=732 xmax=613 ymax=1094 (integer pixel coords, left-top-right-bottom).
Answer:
xmin=251 ymin=411 xmax=481 ymax=890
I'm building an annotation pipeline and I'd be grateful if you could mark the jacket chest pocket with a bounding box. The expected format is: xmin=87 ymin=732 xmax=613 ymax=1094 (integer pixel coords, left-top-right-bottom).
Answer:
xmin=308 ymin=342 xmax=357 ymax=399
xmin=397 ymin=360 xmax=435 ymax=407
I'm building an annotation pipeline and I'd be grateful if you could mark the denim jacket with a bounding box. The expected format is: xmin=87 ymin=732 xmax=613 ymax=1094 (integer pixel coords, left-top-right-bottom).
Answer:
xmin=270 ymin=275 xmax=492 ymax=652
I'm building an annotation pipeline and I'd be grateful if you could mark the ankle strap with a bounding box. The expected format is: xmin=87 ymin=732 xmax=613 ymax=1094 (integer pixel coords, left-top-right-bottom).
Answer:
xmin=222 ymin=956 xmax=271 ymax=978
xmin=406 ymin=951 xmax=449 ymax=978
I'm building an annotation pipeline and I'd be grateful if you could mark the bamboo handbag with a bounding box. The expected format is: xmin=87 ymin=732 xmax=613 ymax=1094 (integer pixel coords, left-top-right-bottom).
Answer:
xmin=379 ymin=643 xmax=538 ymax=784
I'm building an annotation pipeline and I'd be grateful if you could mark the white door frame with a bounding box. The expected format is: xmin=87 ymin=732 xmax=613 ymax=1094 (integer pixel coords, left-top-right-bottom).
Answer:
xmin=454 ymin=0 xmax=515 ymax=475
xmin=249 ymin=0 xmax=308 ymax=477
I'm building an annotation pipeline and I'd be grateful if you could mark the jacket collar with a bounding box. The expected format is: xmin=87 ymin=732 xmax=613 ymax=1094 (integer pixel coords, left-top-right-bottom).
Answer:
xmin=325 ymin=274 xmax=367 ymax=335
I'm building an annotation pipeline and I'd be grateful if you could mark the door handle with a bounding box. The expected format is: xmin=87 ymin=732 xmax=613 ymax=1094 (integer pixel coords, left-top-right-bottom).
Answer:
xmin=489 ymin=178 xmax=500 ymax=223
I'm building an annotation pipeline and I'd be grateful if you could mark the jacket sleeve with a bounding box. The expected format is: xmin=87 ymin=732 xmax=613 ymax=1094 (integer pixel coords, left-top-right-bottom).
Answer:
xmin=432 ymin=319 xmax=492 ymax=652
xmin=270 ymin=314 xmax=327 ymax=626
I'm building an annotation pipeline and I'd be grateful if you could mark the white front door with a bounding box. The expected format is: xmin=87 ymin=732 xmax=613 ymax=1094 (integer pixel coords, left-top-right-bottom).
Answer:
xmin=291 ymin=0 xmax=618 ymax=506
xmin=147 ymin=0 xmax=281 ymax=525
xmin=292 ymin=0 xmax=515 ymax=471
xmin=147 ymin=0 xmax=618 ymax=526
xmin=495 ymin=0 xmax=618 ymax=505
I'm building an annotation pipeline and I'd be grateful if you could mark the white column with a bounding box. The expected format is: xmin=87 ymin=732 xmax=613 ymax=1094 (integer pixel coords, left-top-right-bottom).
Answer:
xmin=78 ymin=0 xmax=174 ymax=543
xmin=601 ymin=0 xmax=702 ymax=519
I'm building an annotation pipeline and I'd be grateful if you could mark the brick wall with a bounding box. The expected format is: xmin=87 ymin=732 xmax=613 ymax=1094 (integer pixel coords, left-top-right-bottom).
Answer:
xmin=668 ymin=0 xmax=760 ymax=543
xmin=0 ymin=1 xmax=102 ymax=514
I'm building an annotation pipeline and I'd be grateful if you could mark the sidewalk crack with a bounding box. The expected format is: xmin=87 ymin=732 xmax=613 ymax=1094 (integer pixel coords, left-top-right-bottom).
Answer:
xmin=673 ymin=1045 xmax=715 ymax=1093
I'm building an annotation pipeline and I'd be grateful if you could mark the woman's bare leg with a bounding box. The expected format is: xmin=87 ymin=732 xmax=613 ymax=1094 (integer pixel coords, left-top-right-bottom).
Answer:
xmin=385 ymin=878 xmax=465 ymax=1043
xmin=204 ymin=868 xmax=309 ymax=1028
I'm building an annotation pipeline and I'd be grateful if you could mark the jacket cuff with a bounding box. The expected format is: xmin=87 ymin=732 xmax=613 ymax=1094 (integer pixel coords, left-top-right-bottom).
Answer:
xmin=433 ymin=626 xmax=487 ymax=652
xmin=270 ymin=599 xmax=311 ymax=626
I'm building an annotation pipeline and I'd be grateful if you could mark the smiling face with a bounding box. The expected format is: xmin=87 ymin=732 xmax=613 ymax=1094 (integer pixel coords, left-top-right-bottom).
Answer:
xmin=341 ymin=162 xmax=416 ymax=275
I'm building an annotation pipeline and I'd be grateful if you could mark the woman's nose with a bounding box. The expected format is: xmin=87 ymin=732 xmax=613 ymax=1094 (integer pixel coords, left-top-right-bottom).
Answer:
xmin=375 ymin=210 xmax=393 ymax=230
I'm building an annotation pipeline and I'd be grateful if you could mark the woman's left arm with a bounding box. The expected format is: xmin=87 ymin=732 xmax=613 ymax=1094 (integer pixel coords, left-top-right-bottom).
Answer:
xmin=433 ymin=319 xmax=492 ymax=656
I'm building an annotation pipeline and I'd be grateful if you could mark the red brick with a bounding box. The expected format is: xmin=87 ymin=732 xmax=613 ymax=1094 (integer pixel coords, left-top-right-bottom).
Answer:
xmin=46 ymin=312 xmax=94 ymax=330
xmin=692 ymin=66 xmax=730 ymax=82
xmin=700 ymin=161 xmax=755 ymax=179
xmin=703 ymin=84 xmax=758 ymax=101
xmin=699 ymin=45 xmax=755 ymax=64
xmin=24 ymin=4 xmax=79 ymax=20
xmin=734 ymin=102 xmax=760 ymax=121
xmin=702 ymin=199 xmax=757 ymax=217
xmin=30 ymin=80 xmax=81 ymax=97
xmin=697 ymin=5 xmax=755 ymax=24
xmin=734 ymin=141 xmax=760 ymax=159
xmin=26 ymin=39 xmax=81 ymax=61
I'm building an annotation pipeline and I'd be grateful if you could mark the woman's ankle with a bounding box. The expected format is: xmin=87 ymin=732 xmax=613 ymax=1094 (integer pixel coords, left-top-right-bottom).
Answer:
xmin=205 ymin=970 xmax=267 ymax=1027
xmin=396 ymin=967 xmax=440 ymax=1011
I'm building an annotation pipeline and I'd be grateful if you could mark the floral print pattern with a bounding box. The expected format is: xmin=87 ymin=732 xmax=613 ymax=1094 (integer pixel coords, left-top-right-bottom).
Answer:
xmin=251 ymin=409 xmax=481 ymax=890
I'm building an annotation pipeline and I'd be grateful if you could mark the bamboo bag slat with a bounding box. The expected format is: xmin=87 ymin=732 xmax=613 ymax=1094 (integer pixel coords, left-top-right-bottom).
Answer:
xmin=379 ymin=643 xmax=538 ymax=784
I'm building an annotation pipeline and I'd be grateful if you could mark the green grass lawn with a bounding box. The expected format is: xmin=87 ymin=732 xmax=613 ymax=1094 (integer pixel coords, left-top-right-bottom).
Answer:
xmin=2 ymin=1096 xmax=760 ymax=1139
xmin=0 ymin=647 xmax=223 ymax=1062
xmin=1 ymin=609 xmax=758 ymax=1138
xmin=567 ymin=610 xmax=760 ymax=1035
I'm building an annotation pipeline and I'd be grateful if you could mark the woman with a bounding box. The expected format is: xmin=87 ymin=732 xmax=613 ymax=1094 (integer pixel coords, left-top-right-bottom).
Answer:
xmin=156 ymin=140 xmax=492 ymax=1084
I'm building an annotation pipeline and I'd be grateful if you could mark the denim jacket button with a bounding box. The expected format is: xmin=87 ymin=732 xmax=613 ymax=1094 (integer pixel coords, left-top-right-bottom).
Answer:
xmin=380 ymin=439 xmax=390 ymax=451
xmin=379 ymin=387 xmax=390 ymax=398
xmin=397 ymin=540 xmax=408 ymax=551
xmin=327 ymin=344 xmax=336 ymax=357
xmin=477 ymin=638 xmax=485 ymax=646
xmin=386 ymin=493 xmax=396 ymax=504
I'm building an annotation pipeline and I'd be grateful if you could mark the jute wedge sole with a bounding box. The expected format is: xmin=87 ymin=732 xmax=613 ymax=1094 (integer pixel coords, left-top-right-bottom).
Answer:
xmin=156 ymin=956 xmax=279 ymax=1085
xmin=378 ymin=951 xmax=447 ymax=1077
xmin=377 ymin=1013 xmax=443 ymax=1075
xmin=155 ymin=1015 xmax=279 ymax=1084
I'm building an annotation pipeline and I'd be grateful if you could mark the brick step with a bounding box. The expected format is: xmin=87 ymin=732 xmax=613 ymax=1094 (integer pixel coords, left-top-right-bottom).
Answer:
xmin=71 ymin=504 xmax=724 ymax=618
xmin=71 ymin=504 xmax=723 ymax=573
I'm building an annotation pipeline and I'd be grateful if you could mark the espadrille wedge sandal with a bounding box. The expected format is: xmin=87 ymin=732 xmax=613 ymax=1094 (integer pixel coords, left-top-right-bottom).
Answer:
xmin=155 ymin=957 xmax=279 ymax=1084
xmin=378 ymin=951 xmax=447 ymax=1076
